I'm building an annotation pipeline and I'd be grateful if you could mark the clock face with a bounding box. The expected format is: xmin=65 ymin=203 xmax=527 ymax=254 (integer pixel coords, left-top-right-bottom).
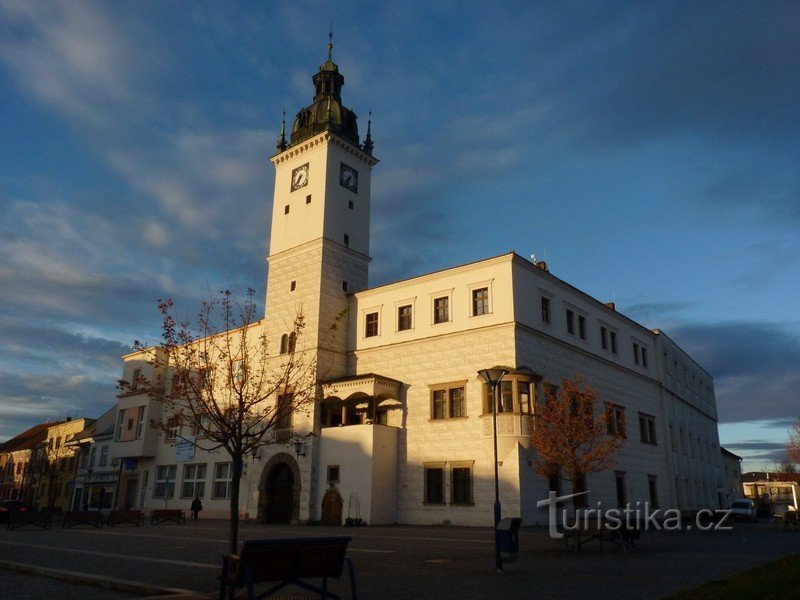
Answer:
xmin=291 ymin=163 xmax=309 ymax=191
xmin=339 ymin=162 xmax=358 ymax=193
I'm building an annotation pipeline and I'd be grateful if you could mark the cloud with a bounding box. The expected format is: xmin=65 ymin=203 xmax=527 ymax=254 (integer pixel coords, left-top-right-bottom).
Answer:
xmin=622 ymin=302 xmax=693 ymax=328
xmin=669 ymin=321 xmax=800 ymax=423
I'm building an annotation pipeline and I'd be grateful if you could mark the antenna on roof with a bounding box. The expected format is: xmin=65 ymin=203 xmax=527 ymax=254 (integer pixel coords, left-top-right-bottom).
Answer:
xmin=530 ymin=253 xmax=537 ymax=263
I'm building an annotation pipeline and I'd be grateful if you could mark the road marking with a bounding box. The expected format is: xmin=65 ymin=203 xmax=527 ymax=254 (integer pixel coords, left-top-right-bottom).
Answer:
xmin=0 ymin=540 xmax=219 ymax=569
xmin=0 ymin=534 xmax=393 ymax=555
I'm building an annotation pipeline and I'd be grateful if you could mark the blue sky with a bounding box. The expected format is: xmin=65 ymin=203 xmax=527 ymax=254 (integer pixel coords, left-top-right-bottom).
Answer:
xmin=1 ymin=1 xmax=798 ymax=471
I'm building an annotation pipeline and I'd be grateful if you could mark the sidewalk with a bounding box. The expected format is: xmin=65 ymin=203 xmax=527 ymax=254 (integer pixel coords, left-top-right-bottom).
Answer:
xmin=1 ymin=519 xmax=798 ymax=598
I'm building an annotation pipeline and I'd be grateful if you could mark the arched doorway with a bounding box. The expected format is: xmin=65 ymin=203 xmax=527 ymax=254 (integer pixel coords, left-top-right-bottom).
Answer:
xmin=266 ymin=464 xmax=294 ymax=524
xmin=257 ymin=453 xmax=301 ymax=524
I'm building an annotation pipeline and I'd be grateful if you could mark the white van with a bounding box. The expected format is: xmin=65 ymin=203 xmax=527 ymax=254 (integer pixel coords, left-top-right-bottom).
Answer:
xmin=729 ymin=498 xmax=757 ymax=521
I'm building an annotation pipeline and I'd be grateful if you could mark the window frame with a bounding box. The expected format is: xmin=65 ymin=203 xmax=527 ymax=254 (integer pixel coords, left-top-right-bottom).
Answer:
xmin=180 ymin=463 xmax=207 ymax=498
xmin=433 ymin=295 xmax=450 ymax=325
xmin=638 ymin=412 xmax=657 ymax=445
xmin=212 ymin=462 xmax=232 ymax=500
xmin=153 ymin=464 xmax=177 ymax=499
xmin=482 ymin=376 xmax=537 ymax=415
xmin=605 ymin=403 xmax=626 ymax=438
xmin=397 ymin=304 xmax=413 ymax=331
xmin=471 ymin=286 xmax=490 ymax=317
xmin=429 ymin=381 xmax=467 ymax=420
xmin=450 ymin=462 xmax=474 ymax=506
xmin=540 ymin=295 xmax=551 ymax=325
xmin=423 ymin=463 xmax=445 ymax=505
xmin=364 ymin=311 xmax=379 ymax=338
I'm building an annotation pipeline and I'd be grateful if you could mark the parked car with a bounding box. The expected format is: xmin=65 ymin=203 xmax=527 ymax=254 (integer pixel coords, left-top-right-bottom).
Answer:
xmin=0 ymin=500 xmax=29 ymax=521
xmin=729 ymin=498 xmax=757 ymax=522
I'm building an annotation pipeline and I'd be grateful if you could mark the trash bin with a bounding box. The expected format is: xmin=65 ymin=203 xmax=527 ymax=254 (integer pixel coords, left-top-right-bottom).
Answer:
xmin=496 ymin=517 xmax=522 ymax=562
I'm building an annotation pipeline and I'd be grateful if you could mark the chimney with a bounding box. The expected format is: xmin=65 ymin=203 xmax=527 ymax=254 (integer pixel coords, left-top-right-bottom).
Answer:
xmin=605 ymin=302 xmax=616 ymax=311
xmin=535 ymin=261 xmax=549 ymax=272
xmin=66 ymin=417 xmax=72 ymax=422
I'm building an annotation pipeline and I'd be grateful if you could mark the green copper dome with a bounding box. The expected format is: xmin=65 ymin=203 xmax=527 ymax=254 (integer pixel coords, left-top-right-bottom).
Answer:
xmin=288 ymin=53 xmax=360 ymax=149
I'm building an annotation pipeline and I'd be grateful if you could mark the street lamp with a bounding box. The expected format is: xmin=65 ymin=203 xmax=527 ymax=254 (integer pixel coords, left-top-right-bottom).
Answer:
xmin=478 ymin=366 xmax=510 ymax=572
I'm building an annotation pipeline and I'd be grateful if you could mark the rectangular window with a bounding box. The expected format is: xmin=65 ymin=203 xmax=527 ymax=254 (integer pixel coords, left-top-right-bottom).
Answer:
xmin=633 ymin=342 xmax=640 ymax=364
xmin=498 ymin=380 xmax=513 ymax=413
xmin=615 ymin=471 xmax=627 ymax=508
xmin=276 ymin=393 xmax=293 ymax=430
xmin=153 ymin=465 xmax=176 ymax=498
xmin=433 ymin=296 xmax=449 ymax=324
xmin=600 ymin=326 xmax=608 ymax=350
xmin=136 ymin=406 xmax=145 ymax=438
xmin=605 ymin=404 xmax=626 ymax=437
xmin=610 ymin=331 xmax=618 ymax=354
xmin=181 ymin=463 xmax=207 ymax=498
xmin=566 ymin=309 xmax=575 ymax=335
xmin=115 ymin=410 xmax=125 ymax=441
xmin=518 ymin=381 xmax=532 ymax=414
xmin=472 ymin=287 xmax=489 ymax=316
xmin=451 ymin=466 xmax=472 ymax=505
xmin=212 ymin=462 xmax=232 ymax=499
xmin=424 ymin=466 xmax=444 ymax=504
xmin=131 ymin=368 xmax=142 ymax=390
xmin=166 ymin=416 xmax=180 ymax=441
xmin=449 ymin=387 xmax=465 ymax=418
xmin=432 ymin=389 xmax=446 ymax=420
xmin=578 ymin=315 xmax=586 ymax=340
xmin=641 ymin=347 xmax=648 ymax=368
xmin=99 ymin=445 xmax=108 ymax=466
xmin=541 ymin=296 xmax=551 ymax=324
xmin=648 ymin=476 xmax=659 ymax=508
xmin=430 ymin=384 xmax=466 ymax=419
xmin=548 ymin=466 xmax=562 ymax=495
xmin=639 ymin=413 xmax=657 ymax=445
xmin=365 ymin=312 xmax=379 ymax=337
xmin=327 ymin=465 xmax=340 ymax=483
xmin=398 ymin=304 xmax=412 ymax=331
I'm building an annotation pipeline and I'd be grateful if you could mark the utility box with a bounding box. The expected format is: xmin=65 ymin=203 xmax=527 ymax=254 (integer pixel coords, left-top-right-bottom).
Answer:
xmin=496 ymin=517 xmax=522 ymax=562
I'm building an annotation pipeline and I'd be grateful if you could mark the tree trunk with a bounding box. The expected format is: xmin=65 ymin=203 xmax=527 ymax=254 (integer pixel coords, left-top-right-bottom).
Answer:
xmin=228 ymin=455 xmax=243 ymax=555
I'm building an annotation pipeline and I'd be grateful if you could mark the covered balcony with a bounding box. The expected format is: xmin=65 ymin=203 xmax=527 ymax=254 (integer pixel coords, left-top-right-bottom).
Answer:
xmin=320 ymin=373 xmax=403 ymax=428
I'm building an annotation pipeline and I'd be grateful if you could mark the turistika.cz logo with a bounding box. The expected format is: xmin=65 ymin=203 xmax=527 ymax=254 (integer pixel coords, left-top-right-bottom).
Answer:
xmin=536 ymin=491 xmax=735 ymax=539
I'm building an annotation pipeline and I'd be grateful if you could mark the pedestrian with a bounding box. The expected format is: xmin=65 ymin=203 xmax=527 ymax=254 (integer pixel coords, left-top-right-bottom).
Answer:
xmin=191 ymin=496 xmax=202 ymax=521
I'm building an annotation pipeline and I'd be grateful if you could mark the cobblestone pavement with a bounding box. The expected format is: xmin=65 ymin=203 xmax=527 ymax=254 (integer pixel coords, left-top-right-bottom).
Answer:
xmin=1 ymin=519 xmax=799 ymax=599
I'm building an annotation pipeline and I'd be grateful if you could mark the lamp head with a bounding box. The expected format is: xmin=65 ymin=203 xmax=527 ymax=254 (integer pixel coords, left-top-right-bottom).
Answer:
xmin=478 ymin=367 xmax=511 ymax=387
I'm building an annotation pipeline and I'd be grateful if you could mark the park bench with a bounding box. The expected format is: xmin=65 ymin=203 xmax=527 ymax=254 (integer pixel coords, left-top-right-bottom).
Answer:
xmin=562 ymin=513 xmax=637 ymax=554
xmin=63 ymin=510 xmax=104 ymax=529
xmin=150 ymin=509 xmax=186 ymax=525
xmin=7 ymin=510 xmax=52 ymax=531
xmin=219 ymin=536 xmax=358 ymax=600
xmin=107 ymin=509 xmax=144 ymax=527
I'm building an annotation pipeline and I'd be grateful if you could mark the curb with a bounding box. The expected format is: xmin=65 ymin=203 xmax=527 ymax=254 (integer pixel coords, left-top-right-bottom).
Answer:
xmin=0 ymin=559 xmax=201 ymax=597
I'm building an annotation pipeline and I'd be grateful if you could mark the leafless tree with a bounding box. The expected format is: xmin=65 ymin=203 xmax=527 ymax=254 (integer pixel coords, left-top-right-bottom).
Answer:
xmin=787 ymin=418 xmax=800 ymax=468
xmin=120 ymin=288 xmax=341 ymax=555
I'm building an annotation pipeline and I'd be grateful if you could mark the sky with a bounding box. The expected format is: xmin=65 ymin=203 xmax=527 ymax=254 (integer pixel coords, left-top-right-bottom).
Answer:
xmin=0 ymin=1 xmax=798 ymax=472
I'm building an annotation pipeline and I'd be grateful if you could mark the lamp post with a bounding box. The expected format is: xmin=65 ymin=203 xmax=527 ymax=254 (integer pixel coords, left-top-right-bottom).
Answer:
xmin=478 ymin=366 xmax=510 ymax=572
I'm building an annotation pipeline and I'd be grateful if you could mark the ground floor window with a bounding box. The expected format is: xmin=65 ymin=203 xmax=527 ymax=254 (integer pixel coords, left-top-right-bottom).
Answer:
xmin=213 ymin=462 xmax=232 ymax=499
xmin=153 ymin=465 xmax=176 ymax=498
xmin=615 ymin=471 xmax=627 ymax=507
xmin=450 ymin=464 xmax=473 ymax=505
xmin=424 ymin=465 xmax=444 ymax=504
xmin=181 ymin=463 xmax=207 ymax=498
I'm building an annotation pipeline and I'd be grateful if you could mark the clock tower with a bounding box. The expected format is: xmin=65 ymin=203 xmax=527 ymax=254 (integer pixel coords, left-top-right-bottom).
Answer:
xmin=265 ymin=43 xmax=377 ymax=374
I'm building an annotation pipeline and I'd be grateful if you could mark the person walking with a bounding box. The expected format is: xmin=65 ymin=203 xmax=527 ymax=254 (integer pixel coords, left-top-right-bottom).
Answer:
xmin=191 ymin=496 xmax=202 ymax=521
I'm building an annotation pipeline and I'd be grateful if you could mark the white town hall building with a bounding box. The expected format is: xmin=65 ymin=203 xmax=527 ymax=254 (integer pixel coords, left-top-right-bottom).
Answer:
xmin=109 ymin=47 xmax=724 ymax=527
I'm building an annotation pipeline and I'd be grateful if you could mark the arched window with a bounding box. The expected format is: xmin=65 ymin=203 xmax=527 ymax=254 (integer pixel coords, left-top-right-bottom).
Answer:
xmin=279 ymin=334 xmax=288 ymax=355
xmin=288 ymin=332 xmax=297 ymax=354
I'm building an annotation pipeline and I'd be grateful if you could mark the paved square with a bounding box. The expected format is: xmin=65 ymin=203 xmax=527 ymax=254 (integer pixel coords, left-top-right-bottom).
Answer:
xmin=1 ymin=519 xmax=799 ymax=598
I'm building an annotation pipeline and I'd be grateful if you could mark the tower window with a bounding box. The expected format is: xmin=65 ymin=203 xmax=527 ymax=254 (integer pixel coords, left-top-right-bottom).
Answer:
xmin=306 ymin=195 xmax=311 ymax=204
xmin=578 ymin=315 xmax=586 ymax=340
xmin=348 ymin=201 xmax=354 ymax=210
xmin=290 ymin=281 xmax=296 ymax=292
xmin=342 ymin=281 xmax=348 ymax=292
xmin=343 ymin=234 xmax=349 ymax=246
xmin=284 ymin=205 xmax=290 ymax=214
xmin=566 ymin=309 xmax=575 ymax=335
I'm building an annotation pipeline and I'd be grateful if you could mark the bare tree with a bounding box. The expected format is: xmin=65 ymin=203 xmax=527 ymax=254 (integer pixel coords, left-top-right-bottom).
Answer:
xmin=120 ymin=288 xmax=339 ymax=555
xmin=787 ymin=418 xmax=800 ymax=467
xmin=530 ymin=375 xmax=625 ymax=509
xmin=37 ymin=436 xmax=75 ymax=508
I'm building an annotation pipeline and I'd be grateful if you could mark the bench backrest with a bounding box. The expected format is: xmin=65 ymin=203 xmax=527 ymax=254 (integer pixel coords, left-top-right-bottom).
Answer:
xmin=241 ymin=537 xmax=351 ymax=581
xmin=65 ymin=511 xmax=101 ymax=519
xmin=11 ymin=511 xmax=50 ymax=522
xmin=110 ymin=510 xmax=142 ymax=518
xmin=152 ymin=509 xmax=182 ymax=517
